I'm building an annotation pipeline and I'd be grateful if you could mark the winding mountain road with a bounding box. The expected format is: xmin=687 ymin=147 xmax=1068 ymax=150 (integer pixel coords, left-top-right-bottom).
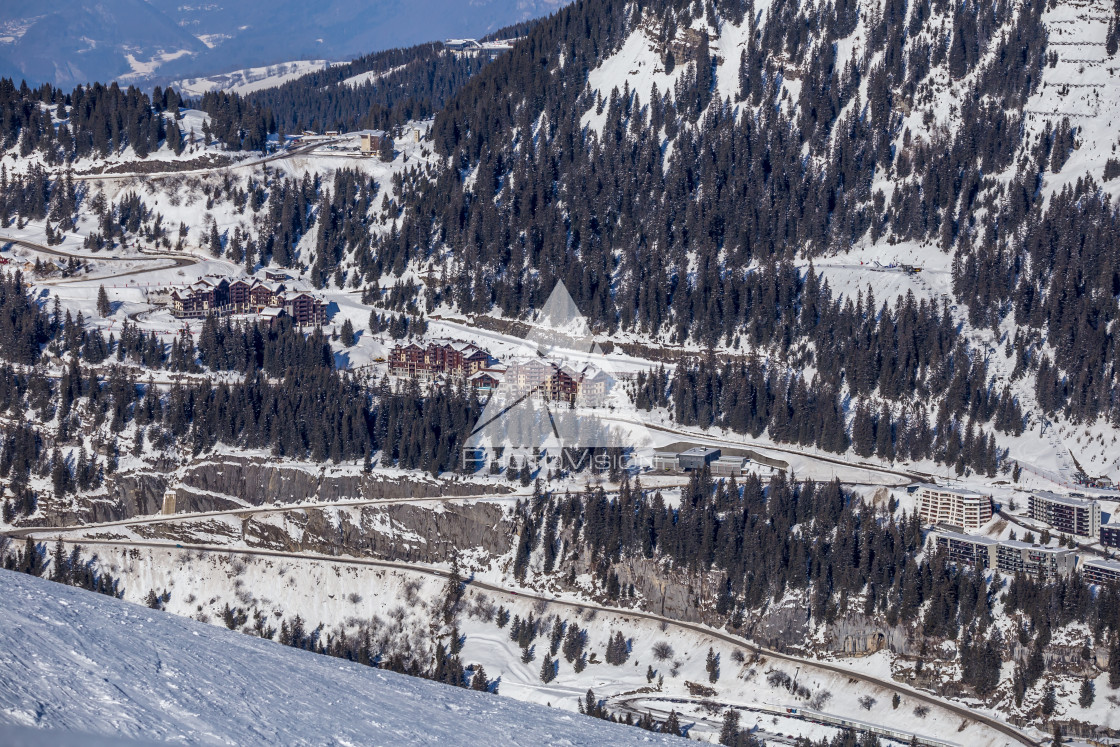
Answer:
xmin=61 ymin=139 xmax=338 ymax=183
xmin=0 ymin=233 xmax=198 ymax=281
xmin=27 ymin=536 xmax=1038 ymax=747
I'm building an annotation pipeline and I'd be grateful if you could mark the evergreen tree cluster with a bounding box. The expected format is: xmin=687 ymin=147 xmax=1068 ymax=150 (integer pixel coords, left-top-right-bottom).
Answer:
xmin=514 ymin=470 xmax=1120 ymax=684
xmin=196 ymin=91 xmax=272 ymax=152
xmin=0 ymin=79 xmax=180 ymax=162
xmin=1 ymin=538 xmax=123 ymax=598
xmin=579 ymin=687 xmax=679 ymax=735
xmin=372 ymin=0 xmax=1047 ymax=347
xmin=246 ymin=42 xmax=494 ymax=135
xmin=952 ymin=180 xmax=1120 ymax=424
xmin=0 ymin=270 xmax=50 ymax=365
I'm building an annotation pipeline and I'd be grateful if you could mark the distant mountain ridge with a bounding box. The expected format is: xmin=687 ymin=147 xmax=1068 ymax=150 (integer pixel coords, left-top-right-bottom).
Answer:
xmin=0 ymin=0 xmax=569 ymax=88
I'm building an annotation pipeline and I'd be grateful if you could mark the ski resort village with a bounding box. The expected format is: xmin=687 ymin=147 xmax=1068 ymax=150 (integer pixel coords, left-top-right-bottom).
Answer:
xmin=5 ymin=1 xmax=1120 ymax=746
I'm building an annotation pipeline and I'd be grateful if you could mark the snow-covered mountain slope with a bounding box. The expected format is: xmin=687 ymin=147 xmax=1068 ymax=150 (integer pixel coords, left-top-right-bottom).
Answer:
xmin=383 ymin=0 xmax=1120 ymax=484
xmin=0 ymin=0 xmax=569 ymax=88
xmin=0 ymin=0 xmax=206 ymax=88
xmin=173 ymin=61 xmax=338 ymax=98
xmin=0 ymin=569 xmax=682 ymax=746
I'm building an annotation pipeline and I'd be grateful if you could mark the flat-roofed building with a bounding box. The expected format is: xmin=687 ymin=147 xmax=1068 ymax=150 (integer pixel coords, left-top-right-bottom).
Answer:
xmin=711 ymin=455 xmax=748 ymax=477
xmin=1029 ymin=491 xmax=1101 ymax=539
xmin=1082 ymin=557 xmax=1120 ymax=585
xmin=652 ymin=451 xmax=680 ymax=471
xmin=915 ymin=483 xmax=993 ymax=532
xmin=359 ymin=130 xmax=388 ymax=156
xmin=678 ymin=447 xmax=721 ymax=471
xmin=995 ymin=541 xmax=1076 ymax=581
xmin=932 ymin=531 xmax=999 ymax=569
xmin=1101 ymin=523 xmax=1120 ymax=550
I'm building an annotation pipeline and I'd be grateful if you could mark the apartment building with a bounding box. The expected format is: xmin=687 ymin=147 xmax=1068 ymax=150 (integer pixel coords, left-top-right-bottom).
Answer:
xmin=1082 ymin=557 xmax=1120 ymax=586
xmin=1101 ymin=523 xmax=1120 ymax=550
xmin=994 ymin=540 xmax=1076 ymax=581
xmin=932 ymin=531 xmax=999 ymax=569
xmin=1028 ymin=491 xmax=1102 ymax=539
xmin=915 ymin=484 xmax=993 ymax=532
xmin=931 ymin=530 xmax=1076 ymax=580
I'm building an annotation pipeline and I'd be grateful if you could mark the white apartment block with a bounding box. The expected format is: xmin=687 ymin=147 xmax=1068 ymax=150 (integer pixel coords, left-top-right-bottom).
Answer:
xmin=915 ymin=483 xmax=993 ymax=532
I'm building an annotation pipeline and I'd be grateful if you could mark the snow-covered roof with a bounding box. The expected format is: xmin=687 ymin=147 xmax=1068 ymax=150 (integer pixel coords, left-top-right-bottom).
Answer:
xmin=932 ymin=530 xmax=1000 ymax=546
xmin=998 ymin=540 xmax=1071 ymax=555
xmin=915 ymin=483 xmax=989 ymax=498
xmin=1033 ymin=491 xmax=1099 ymax=508
xmin=1082 ymin=557 xmax=1120 ymax=573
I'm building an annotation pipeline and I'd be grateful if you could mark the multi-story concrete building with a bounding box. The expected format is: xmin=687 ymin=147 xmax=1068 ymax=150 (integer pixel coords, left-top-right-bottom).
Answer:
xmin=915 ymin=484 xmax=993 ymax=532
xmin=932 ymin=531 xmax=1000 ymax=569
xmin=994 ymin=540 xmax=1076 ymax=581
xmin=1101 ymin=523 xmax=1120 ymax=550
xmin=1028 ymin=491 xmax=1101 ymax=539
xmin=1082 ymin=557 xmax=1120 ymax=585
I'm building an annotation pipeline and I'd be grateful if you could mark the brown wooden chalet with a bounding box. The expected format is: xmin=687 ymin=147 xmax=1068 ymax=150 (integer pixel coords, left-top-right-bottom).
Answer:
xmin=169 ymin=275 xmax=327 ymax=327
xmin=388 ymin=340 xmax=493 ymax=381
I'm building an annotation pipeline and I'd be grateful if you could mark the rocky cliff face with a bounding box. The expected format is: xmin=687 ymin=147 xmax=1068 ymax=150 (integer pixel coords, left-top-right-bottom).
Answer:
xmin=171 ymin=456 xmax=511 ymax=512
xmin=31 ymin=455 xmax=512 ymax=527
xmin=241 ymin=502 xmax=515 ymax=563
xmin=33 ymin=471 xmax=170 ymax=527
xmin=125 ymin=499 xmax=516 ymax=567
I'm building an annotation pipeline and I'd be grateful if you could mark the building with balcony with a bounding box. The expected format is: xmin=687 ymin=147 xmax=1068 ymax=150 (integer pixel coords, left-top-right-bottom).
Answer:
xmin=932 ymin=531 xmax=1000 ymax=569
xmin=915 ymin=484 xmax=993 ymax=532
xmin=995 ymin=540 xmax=1076 ymax=581
xmin=1082 ymin=557 xmax=1120 ymax=586
xmin=1028 ymin=491 xmax=1101 ymax=539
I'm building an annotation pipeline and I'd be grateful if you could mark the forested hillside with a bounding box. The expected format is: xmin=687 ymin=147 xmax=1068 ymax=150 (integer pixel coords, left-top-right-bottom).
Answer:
xmin=354 ymin=0 xmax=1120 ymax=466
xmin=246 ymin=41 xmax=517 ymax=134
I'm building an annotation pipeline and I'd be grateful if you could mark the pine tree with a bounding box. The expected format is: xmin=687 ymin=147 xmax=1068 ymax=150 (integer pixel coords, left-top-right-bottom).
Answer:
xmin=562 ymin=623 xmax=584 ymax=662
xmin=706 ymin=646 xmax=720 ymax=683
xmin=50 ymin=538 xmax=69 ymax=583
xmin=208 ymin=223 xmax=223 ymax=257
xmin=97 ymin=285 xmax=111 ymax=317
xmin=340 ymin=318 xmax=356 ymax=347
xmin=719 ymin=709 xmax=741 ymax=745
xmin=662 ymin=709 xmax=681 ymax=736
xmin=1041 ymin=683 xmax=1057 ymax=717
xmin=549 ymin=618 xmax=564 ymax=656
xmin=1110 ymin=635 xmax=1120 ymax=689
xmin=471 ymin=665 xmax=489 ymax=691
xmin=441 ymin=553 xmax=462 ymax=622
xmin=1078 ymin=678 xmax=1094 ymax=708
xmin=540 ymin=652 xmax=556 ymax=683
